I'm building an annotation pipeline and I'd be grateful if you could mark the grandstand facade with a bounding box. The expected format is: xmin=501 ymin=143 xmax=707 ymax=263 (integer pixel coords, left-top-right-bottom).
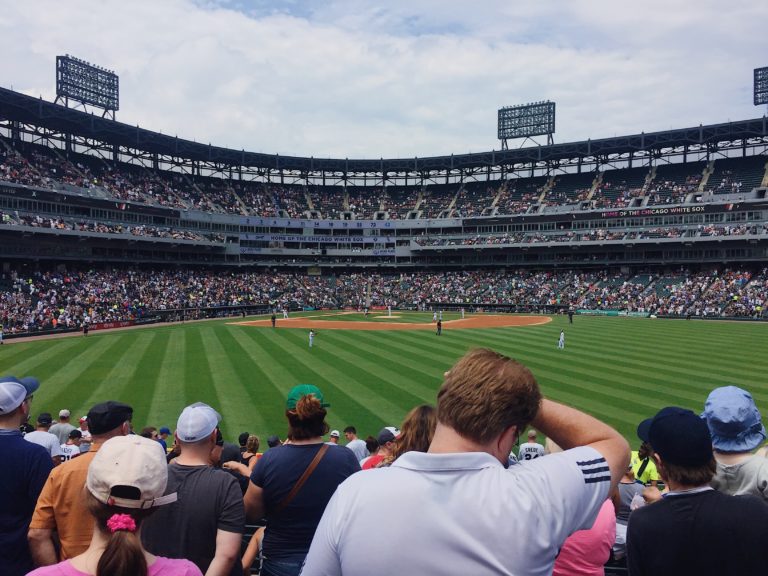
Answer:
xmin=2 ymin=87 xmax=768 ymax=329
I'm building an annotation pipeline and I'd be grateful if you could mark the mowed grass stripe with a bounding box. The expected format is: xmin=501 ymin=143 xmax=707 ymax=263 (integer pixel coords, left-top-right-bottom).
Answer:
xmin=227 ymin=326 xmax=315 ymax=438
xmin=0 ymin=338 xmax=83 ymax=380
xmin=120 ymin=332 xmax=167 ymax=428
xmin=261 ymin=328 xmax=406 ymax=432
xmin=338 ymin=330 xmax=460 ymax=376
xmin=468 ymin=325 xmax=763 ymax=396
xmin=459 ymin=328 xmax=712 ymax=403
xmin=0 ymin=339 xmax=49 ymax=365
xmin=387 ymin=329 xmax=477 ymax=363
xmin=79 ymin=333 xmax=158 ymax=412
xmin=200 ymin=326 xmax=268 ymax=440
xmin=181 ymin=329 xmax=220 ymax=417
xmin=30 ymin=337 xmax=125 ymax=418
xmin=144 ymin=329 xmax=188 ymax=430
xmin=217 ymin=325 xmax=298 ymax=436
xmin=332 ymin=331 xmax=453 ymax=389
xmin=298 ymin=331 xmax=431 ymax=410
xmin=555 ymin=325 xmax=768 ymax=379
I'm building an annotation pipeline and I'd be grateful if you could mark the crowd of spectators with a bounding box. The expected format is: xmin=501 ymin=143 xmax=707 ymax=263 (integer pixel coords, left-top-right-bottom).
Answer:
xmin=307 ymin=185 xmax=345 ymax=219
xmin=347 ymin=187 xmax=383 ymax=219
xmin=496 ymin=181 xmax=542 ymax=215
xmin=3 ymin=142 xmax=767 ymax=221
xmin=0 ymin=212 xmax=224 ymax=243
xmin=381 ymin=186 xmax=419 ymax=218
xmin=647 ymin=169 xmax=702 ymax=204
xmin=3 ymin=266 xmax=768 ymax=334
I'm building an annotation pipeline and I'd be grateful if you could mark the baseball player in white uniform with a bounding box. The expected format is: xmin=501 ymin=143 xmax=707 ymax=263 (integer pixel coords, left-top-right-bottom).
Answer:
xmin=558 ymin=330 xmax=565 ymax=349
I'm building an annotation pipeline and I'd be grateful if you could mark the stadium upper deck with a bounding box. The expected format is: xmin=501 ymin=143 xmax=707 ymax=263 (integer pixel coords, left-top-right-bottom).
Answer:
xmin=1 ymin=87 xmax=768 ymax=269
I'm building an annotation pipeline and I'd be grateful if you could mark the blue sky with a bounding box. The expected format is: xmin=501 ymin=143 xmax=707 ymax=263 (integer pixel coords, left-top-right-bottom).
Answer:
xmin=1 ymin=1 xmax=766 ymax=159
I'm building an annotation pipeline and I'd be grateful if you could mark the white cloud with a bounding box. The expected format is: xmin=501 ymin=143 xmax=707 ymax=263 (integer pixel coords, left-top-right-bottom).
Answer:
xmin=0 ymin=0 xmax=766 ymax=159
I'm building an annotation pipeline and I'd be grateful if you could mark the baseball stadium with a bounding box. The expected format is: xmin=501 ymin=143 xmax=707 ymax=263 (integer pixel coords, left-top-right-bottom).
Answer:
xmin=2 ymin=76 xmax=768 ymax=443
xmin=3 ymin=4 xmax=768 ymax=575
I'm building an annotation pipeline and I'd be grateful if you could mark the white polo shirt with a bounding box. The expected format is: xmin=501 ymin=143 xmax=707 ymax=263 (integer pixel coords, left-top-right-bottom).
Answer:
xmin=302 ymin=447 xmax=610 ymax=576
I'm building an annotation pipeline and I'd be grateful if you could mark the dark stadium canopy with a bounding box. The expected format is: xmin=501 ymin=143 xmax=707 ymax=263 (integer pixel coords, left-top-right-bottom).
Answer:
xmin=1 ymin=87 xmax=767 ymax=174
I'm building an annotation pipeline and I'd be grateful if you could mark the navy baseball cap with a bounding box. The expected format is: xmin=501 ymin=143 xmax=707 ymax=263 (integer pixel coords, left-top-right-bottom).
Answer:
xmin=648 ymin=407 xmax=713 ymax=467
xmin=637 ymin=417 xmax=653 ymax=443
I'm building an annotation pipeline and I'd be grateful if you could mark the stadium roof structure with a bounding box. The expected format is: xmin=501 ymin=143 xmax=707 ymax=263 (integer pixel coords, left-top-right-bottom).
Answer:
xmin=1 ymin=87 xmax=767 ymax=177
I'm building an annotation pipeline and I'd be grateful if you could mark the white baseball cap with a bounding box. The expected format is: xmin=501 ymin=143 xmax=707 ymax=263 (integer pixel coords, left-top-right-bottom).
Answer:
xmin=0 ymin=380 xmax=27 ymax=414
xmin=330 ymin=430 xmax=340 ymax=438
xmin=176 ymin=402 xmax=221 ymax=442
xmin=59 ymin=409 xmax=71 ymax=418
xmin=0 ymin=376 xmax=39 ymax=414
xmin=87 ymin=436 xmax=177 ymax=509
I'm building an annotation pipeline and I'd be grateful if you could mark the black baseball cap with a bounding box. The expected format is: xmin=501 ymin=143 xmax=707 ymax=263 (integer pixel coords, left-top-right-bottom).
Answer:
xmin=37 ymin=412 xmax=53 ymax=426
xmin=87 ymin=401 xmax=133 ymax=435
xmin=267 ymin=434 xmax=281 ymax=448
xmin=648 ymin=407 xmax=713 ymax=467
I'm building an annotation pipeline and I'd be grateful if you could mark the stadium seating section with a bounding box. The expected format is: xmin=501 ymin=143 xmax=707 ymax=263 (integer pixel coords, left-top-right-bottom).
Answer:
xmin=3 ymin=266 xmax=768 ymax=335
xmin=5 ymin=138 xmax=763 ymax=220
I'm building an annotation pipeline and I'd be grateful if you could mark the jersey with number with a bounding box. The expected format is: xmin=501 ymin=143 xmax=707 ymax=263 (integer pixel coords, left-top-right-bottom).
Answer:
xmin=518 ymin=442 xmax=545 ymax=461
xmin=59 ymin=444 xmax=81 ymax=462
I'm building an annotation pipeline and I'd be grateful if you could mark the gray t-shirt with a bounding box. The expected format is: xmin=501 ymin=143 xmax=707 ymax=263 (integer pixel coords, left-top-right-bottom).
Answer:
xmin=49 ymin=423 xmax=76 ymax=445
xmin=141 ymin=464 xmax=245 ymax=576
xmin=345 ymin=438 xmax=369 ymax=461
xmin=617 ymin=481 xmax=644 ymax=523
xmin=712 ymin=454 xmax=768 ymax=502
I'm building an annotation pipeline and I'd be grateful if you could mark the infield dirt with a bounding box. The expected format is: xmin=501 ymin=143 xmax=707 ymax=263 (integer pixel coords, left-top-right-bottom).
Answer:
xmin=236 ymin=314 xmax=551 ymax=331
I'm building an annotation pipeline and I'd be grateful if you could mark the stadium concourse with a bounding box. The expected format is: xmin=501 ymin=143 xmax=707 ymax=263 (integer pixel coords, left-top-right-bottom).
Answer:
xmin=0 ymin=266 xmax=766 ymax=336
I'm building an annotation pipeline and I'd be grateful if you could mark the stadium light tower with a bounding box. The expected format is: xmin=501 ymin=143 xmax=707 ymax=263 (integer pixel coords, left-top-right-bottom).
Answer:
xmin=497 ymin=101 xmax=555 ymax=149
xmin=54 ymin=55 xmax=119 ymax=119
xmin=755 ymin=67 xmax=768 ymax=114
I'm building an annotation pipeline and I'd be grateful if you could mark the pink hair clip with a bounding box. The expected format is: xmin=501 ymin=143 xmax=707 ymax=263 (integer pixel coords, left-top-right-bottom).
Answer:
xmin=106 ymin=513 xmax=137 ymax=533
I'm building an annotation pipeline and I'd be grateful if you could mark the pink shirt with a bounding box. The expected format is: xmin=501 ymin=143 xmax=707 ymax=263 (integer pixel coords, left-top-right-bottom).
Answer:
xmin=27 ymin=556 xmax=203 ymax=576
xmin=553 ymin=499 xmax=616 ymax=576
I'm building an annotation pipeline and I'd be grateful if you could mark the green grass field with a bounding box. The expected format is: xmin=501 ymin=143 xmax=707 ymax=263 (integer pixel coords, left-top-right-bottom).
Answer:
xmin=2 ymin=312 xmax=766 ymax=447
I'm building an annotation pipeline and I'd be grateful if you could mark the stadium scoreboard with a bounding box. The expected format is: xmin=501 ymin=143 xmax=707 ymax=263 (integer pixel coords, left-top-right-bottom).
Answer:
xmin=56 ymin=55 xmax=119 ymax=115
xmin=755 ymin=67 xmax=768 ymax=106
xmin=498 ymin=101 xmax=555 ymax=147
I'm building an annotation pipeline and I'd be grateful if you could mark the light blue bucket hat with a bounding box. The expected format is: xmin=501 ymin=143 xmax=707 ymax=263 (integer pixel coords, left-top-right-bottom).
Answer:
xmin=702 ymin=386 xmax=766 ymax=453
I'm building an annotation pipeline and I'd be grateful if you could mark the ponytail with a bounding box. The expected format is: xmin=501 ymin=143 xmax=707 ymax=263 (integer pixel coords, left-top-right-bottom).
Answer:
xmin=98 ymin=526 xmax=147 ymax=576
xmin=86 ymin=492 xmax=153 ymax=576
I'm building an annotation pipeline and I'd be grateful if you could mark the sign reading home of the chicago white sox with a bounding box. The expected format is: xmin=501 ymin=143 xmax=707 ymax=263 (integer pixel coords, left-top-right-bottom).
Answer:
xmin=599 ymin=205 xmax=707 ymax=218
xmin=242 ymin=217 xmax=463 ymax=229
xmin=240 ymin=233 xmax=396 ymax=243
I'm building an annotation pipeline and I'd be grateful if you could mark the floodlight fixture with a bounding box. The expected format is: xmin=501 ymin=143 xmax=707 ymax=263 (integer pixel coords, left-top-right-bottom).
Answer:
xmin=498 ymin=101 xmax=555 ymax=148
xmin=55 ymin=55 xmax=119 ymax=118
xmin=755 ymin=67 xmax=768 ymax=106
